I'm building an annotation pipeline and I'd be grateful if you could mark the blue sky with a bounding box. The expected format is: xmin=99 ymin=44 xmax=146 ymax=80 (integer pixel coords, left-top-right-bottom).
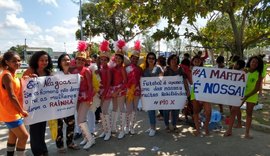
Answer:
xmin=0 ymin=0 xmax=81 ymax=53
xmin=0 ymin=0 xmax=207 ymax=54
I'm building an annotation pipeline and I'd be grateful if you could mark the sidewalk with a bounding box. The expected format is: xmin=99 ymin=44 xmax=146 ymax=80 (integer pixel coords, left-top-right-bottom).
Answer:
xmin=1 ymin=111 xmax=270 ymax=156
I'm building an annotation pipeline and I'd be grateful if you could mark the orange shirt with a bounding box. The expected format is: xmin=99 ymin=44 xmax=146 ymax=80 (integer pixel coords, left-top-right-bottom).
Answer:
xmin=0 ymin=70 xmax=23 ymax=122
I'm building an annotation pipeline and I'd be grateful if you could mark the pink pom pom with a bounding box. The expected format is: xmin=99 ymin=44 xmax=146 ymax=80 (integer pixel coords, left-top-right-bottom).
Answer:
xmin=77 ymin=41 xmax=88 ymax=52
xmin=99 ymin=40 xmax=110 ymax=52
xmin=134 ymin=40 xmax=141 ymax=51
xmin=117 ymin=40 xmax=126 ymax=50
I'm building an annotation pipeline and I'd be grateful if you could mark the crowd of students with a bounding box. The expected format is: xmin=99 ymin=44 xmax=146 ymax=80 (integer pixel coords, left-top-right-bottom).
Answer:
xmin=0 ymin=40 xmax=266 ymax=155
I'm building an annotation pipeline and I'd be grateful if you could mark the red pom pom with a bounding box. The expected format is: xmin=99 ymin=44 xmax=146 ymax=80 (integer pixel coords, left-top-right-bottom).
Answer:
xmin=134 ymin=40 xmax=141 ymax=51
xmin=117 ymin=40 xmax=126 ymax=50
xmin=99 ymin=40 xmax=110 ymax=52
xmin=77 ymin=41 xmax=88 ymax=52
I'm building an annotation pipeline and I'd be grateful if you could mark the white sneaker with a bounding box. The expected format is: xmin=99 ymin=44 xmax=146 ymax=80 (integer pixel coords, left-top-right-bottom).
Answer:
xmin=83 ymin=139 xmax=95 ymax=150
xmin=104 ymin=132 xmax=111 ymax=141
xmin=99 ymin=132 xmax=105 ymax=138
xmin=124 ymin=127 xmax=129 ymax=134
xmin=145 ymin=128 xmax=151 ymax=133
xmin=79 ymin=138 xmax=87 ymax=145
xmin=130 ymin=128 xmax=135 ymax=135
xmin=118 ymin=131 xmax=125 ymax=139
xmin=148 ymin=129 xmax=156 ymax=137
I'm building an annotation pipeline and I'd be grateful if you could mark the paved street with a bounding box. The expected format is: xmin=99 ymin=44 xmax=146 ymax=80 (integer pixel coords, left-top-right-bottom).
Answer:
xmin=0 ymin=111 xmax=270 ymax=156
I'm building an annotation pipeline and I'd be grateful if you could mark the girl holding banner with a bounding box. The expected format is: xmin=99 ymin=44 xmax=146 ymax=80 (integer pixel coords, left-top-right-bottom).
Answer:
xmin=190 ymin=55 xmax=212 ymax=136
xmin=0 ymin=51 xmax=29 ymax=156
xmin=111 ymin=40 xmax=128 ymax=139
xmin=143 ymin=52 xmax=164 ymax=137
xmin=23 ymin=50 xmax=53 ymax=156
xmin=54 ymin=54 xmax=79 ymax=152
xmin=125 ymin=40 xmax=143 ymax=135
xmin=224 ymin=56 xmax=264 ymax=139
xmin=71 ymin=41 xmax=95 ymax=149
xmin=163 ymin=54 xmax=190 ymax=133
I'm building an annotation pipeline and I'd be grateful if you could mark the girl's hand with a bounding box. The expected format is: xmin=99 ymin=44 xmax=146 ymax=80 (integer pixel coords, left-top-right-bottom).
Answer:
xmin=112 ymin=91 xmax=118 ymax=98
xmin=22 ymin=76 xmax=30 ymax=80
xmin=21 ymin=110 xmax=29 ymax=117
xmin=186 ymin=91 xmax=190 ymax=97
xmin=240 ymin=96 xmax=248 ymax=107
xmin=29 ymin=74 xmax=38 ymax=78
xmin=80 ymin=75 xmax=84 ymax=81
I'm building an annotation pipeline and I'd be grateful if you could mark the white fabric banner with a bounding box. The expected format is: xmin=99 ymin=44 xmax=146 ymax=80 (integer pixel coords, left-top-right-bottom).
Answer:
xmin=140 ymin=76 xmax=187 ymax=111
xmin=192 ymin=67 xmax=247 ymax=106
xmin=22 ymin=74 xmax=80 ymax=125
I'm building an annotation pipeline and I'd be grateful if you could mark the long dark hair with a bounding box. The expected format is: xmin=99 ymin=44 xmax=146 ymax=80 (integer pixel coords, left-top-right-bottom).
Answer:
xmin=57 ymin=53 xmax=70 ymax=71
xmin=167 ymin=54 xmax=179 ymax=66
xmin=0 ymin=51 xmax=19 ymax=69
xmin=29 ymin=51 xmax=53 ymax=75
xmin=246 ymin=55 xmax=264 ymax=76
xmin=145 ymin=52 xmax=157 ymax=68
xmin=191 ymin=55 xmax=202 ymax=67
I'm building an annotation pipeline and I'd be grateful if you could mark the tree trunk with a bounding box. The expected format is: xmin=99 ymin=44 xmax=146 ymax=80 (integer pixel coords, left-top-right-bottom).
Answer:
xmin=227 ymin=11 xmax=244 ymax=59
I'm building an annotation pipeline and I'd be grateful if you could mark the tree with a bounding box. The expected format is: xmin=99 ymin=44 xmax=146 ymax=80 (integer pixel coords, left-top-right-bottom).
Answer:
xmin=9 ymin=45 xmax=27 ymax=61
xmin=76 ymin=1 xmax=144 ymax=41
xmin=186 ymin=2 xmax=270 ymax=58
xmin=166 ymin=38 xmax=182 ymax=56
xmin=142 ymin=34 xmax=156 ymax=53
xmin=117 ymin=0 xmax=270 ymax=58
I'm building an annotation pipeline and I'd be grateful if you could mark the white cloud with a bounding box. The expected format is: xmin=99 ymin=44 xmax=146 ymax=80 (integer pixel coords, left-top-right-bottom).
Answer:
xmin=63 ymin=17 xmax=78 ymax=27
xmin=45 ymin=17 xmax=78 ymax=38
xmin=3 ymin=14 xmax=42 ymax=35
xmin=5 ymin=13 xmax=28 ymax=30
xmin=38 ymin=0 xmax=58 ymax=7
xmin=46 ymin=26 xmax=75 ymax=37
xmin=0 ymin=0 xmax=22 ymax=13
xmin=46 ymin=11 xmax=52 ymax=16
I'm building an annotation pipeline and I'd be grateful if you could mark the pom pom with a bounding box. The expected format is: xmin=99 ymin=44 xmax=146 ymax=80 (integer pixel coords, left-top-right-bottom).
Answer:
xmin=134 ymin=40 xmax=141 ymax=52
xmin=77 ymin=40 xmax=88 ymax=52
xmin=99 ymin=40 xmax=110 ymax=52
xmin=117 ymin=40 xmax=126 ymax=50
xmin=113 ymin=39 xmax=127 ymax=52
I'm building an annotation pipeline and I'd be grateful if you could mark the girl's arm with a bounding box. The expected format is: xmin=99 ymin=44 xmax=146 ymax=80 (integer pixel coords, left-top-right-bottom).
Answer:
xmin=2 ymin=74 xmax=28 ymax=117
xmin=242 ymin=76 xmax=263 ymax=104
xmin=102 ymin=69 xmax=111 ymax=100
xmin=158 ymin=66 xmax=164 ymax=76
xmin=122 ymin=67 xmax=127 ymax=85
xmin=85 ymin=69 xmax=94 ymax=97
xmin=183 ymin=78 xmax=190 ymax=97
xmin=23 ymin=68 xmax=37 ymax=77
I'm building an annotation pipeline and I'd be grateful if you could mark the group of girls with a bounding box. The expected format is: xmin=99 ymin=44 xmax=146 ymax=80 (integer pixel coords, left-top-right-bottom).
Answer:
xmin=0 ymin=43 xmax=264 ymax=156
xmin=98 ymin=39 xmax=142 ymax=141
xmin=187 ymin=54 xmax=264 ymax=138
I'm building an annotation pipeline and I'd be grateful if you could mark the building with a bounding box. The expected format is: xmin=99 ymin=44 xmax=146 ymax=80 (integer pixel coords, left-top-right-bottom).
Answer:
xmin=51 ymin=51 xmax=66 ymax=59
xmin=25 ymin=47 xmax=53 ymax=62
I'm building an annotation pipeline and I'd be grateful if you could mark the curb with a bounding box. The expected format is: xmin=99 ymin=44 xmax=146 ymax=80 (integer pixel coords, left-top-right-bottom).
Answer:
xmin=251 ymin=122 xmax=270 ymax=133
xmin=242 ymin=120 xmax=270 ymax=133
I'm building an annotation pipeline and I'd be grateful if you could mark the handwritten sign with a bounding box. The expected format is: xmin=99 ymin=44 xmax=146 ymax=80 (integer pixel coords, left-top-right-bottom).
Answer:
xmin=140 ymin=76 xmax=187 ymax=110
xmin=22 ymin=74 xmax=80 ymax=125
xmin=192 ymin=67 xmax=247 ymax=106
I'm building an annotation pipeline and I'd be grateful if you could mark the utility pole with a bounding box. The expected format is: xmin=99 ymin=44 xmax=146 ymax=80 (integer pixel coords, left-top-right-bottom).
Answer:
xmin=79 ymin=0 xmax=83 ymax=40
xmin=24 ymin=38 xmax=26 ymax=62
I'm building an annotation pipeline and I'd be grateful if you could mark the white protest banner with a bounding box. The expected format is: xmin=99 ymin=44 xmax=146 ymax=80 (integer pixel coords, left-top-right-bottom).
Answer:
xmin=192 ymin=67 xmax=247 ymax=106
xmin=22 ymin=74 xmax=80 ymax=125
xmin=140 ymin=76 xmax=187 ymax=111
